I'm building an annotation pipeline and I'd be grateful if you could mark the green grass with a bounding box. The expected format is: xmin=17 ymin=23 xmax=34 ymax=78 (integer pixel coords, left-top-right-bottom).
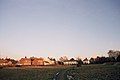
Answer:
xmin=0 ymin=66 xmax=65 ymax=80
xmin=0 ymin=65 xmax=120 ymax=80
xmin=66 ymin=64 xmax=120 ymax=80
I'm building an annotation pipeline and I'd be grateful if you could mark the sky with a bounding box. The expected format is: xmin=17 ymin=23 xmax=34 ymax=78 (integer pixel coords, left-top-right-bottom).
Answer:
xmin=0 ymin=0 xmax=120 ymax=60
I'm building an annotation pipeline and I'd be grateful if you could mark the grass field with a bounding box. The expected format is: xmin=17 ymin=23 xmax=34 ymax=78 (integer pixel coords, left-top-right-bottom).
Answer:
xmin=66 ymin=64 xmax=120 ymax=80
xmin=0 ymin=66 xmax=67 ymax=80
xmin=0 ymin=65 xmax=120 ymax=80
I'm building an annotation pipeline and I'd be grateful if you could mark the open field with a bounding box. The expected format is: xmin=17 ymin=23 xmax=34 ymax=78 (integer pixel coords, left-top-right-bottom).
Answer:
xmin=0 ymin=64 xmax=120 ymax=80
xmin=0 ymin=66 xmax=68 ymax=80
xmin=65 ymin=64 xmax=120 ymax=80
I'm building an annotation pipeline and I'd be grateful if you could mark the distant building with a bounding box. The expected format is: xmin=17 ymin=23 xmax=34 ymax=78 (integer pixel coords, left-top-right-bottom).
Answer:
xmin=0 ymin=59 xmax=12 ymax=66
xmin=108 ymin=50 xmax=120 ymax=59
xmin=63 ymin=60 xmax=78 ymax=65
xmin=44 ymin=57 xmax=56 ymax=65
xmin=19 ymin=57 xmax=31 ymax=66
xmin=83 ymin=58 xmax=89 ymax=64
xmin=19 ymin=57 xmax=57 ymax=66
xmin=44 ymin=61 xmax=50 ymax=65
xmin=32 ymin=58 xmax=44 ymax=66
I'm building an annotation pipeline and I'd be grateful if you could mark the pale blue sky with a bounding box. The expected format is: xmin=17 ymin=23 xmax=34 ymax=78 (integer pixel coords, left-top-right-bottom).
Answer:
xmin=0 ymin=0 xmax=120 ymax=59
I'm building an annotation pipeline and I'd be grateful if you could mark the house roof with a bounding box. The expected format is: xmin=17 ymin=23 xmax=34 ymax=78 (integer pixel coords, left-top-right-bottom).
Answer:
xmin=44 ymin=61 xmax=49 ymax=63
xmin=20 ymin=58 xmax=31 ymax=61
xmin=0 ymin=59 xmax=9 ymax=63
xmin=20 ymin=57 xmax=43 ymax=61
xmin=83 ymin=58 xmax=88 ymax=61
xmin=33 ymin=58 xmax=43 ymax=60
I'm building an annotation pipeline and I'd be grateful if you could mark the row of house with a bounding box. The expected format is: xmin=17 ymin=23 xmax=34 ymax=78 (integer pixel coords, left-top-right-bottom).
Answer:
xmin=0 ymin=57 xmax=55 ymax=66
xmin=1 ymin=50 xmax=119 ymax=66
xmin=0 ymin=57 xmax=90 ymax=66
xmin=18 ymin=57 xmax=55 ymax=66
xmin=61 ymin=58 xmax=89 ymax=65
xmin=19 ymin=57 xmax=80 ymax=66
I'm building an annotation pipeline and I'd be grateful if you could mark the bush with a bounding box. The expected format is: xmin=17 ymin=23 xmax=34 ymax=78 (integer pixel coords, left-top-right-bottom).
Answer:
xmin=114 ymin=62 xmax=120 ymax=66
xmin=0 ymin=66 xmax=3 ymax=69
xmin=15 ymin=65 xmax=21 ymax=67
xmin=116 ymin=55 xmax=120 ymax=62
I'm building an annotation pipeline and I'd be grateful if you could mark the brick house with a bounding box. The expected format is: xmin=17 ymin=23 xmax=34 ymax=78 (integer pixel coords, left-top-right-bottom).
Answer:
xmin=32 ymin=58 xmax=44 ymax=66
xmin=0 ymin=59 xmax=12 ymax=66
xmin=19 ymin=57 xmax=31 ymax=66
